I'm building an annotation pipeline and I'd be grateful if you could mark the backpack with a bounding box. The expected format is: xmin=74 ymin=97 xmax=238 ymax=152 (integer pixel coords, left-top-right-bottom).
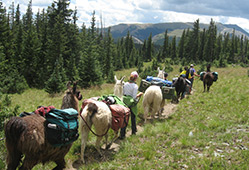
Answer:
xmin=45 ymin=108 xmax=79 ymax=147
xmin=190 ymin=68 xmax=194 ymax=76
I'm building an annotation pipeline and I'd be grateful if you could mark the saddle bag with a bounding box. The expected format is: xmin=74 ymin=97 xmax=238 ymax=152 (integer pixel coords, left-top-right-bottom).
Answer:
xmin=212 ymin=72 xmax=218 ymax=82
xmin=200 ymin=72 xmax=206 ymax=81
xmin=109 ymin=104 xmax=130 ymax=131
xmin=138 ymin=79 xmax=151 ymax=92
xmin=161 ymin=86 xmax=175 ymax=99
xmin=45 ymin=108 xmax=79 ymax=147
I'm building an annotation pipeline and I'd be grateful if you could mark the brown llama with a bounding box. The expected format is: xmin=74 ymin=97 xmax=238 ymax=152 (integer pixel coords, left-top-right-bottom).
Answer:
xmin=4 ymin=81 xmax=82 ymax=170
xmin=203 ymin=64 xmax=214 ymax=92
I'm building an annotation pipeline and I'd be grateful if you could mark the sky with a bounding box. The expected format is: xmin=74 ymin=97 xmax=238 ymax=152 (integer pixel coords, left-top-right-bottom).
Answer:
xmin=2 ymin=0 xmax=249 ymax=33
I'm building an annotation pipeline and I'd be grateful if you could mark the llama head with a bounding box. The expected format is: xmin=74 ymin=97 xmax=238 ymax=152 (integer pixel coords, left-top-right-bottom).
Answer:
xmin=157 ymin=67 xmax=165 ymax=79
xmin=114 ymin=75 xmax=125 ymax=99
xmin=62 ymin=81 xmax=82 ymax=111
xmin=66 ymin=81 xmax=82 ymax=101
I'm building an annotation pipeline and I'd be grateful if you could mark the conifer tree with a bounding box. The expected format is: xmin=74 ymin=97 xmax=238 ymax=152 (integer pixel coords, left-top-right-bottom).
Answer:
xmin=161 ymin=30 xmax=169 ymax=61
xmin=45 ymin=57 xmax=65 ymax=94
xmin=170 ymin=36 xmax=177 ymax=60
xmin=178 ymin=29 xmax=185 ymax=59
xmin=191 ymin=19 xmax=200 ymax=62
xmin=146 ymin=33 xmax=153 ymax=61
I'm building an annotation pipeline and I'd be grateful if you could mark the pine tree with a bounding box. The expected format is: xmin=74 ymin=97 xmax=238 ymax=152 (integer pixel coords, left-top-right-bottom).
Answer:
xmin=45 ymin=57 xmax=65 ymax=94
xmin=178 ymin=29 xmax=185 ymax=59
xmin=191 ymin=19 xmax=200 ymax=62
xmin=146 ymin=33 xmax=153 ymax=62
xmin=170 ymin=36 xmax=177 ymax=60
xmin=161 ymin=30 xmax=169 ymax=61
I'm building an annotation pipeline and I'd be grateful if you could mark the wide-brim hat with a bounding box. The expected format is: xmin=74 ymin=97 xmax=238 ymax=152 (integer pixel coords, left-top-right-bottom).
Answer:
xmin=190 ymin=64 xmax=194 ymax=67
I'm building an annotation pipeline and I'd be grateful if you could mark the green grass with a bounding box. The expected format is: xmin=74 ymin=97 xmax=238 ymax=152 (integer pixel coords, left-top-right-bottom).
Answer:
xmin=3 ymin=66 xmax=249 ymax=169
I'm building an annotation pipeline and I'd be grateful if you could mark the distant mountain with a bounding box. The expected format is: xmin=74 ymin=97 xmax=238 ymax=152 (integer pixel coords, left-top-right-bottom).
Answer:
xmin=108 ymin=22 xmax=249 ymax=45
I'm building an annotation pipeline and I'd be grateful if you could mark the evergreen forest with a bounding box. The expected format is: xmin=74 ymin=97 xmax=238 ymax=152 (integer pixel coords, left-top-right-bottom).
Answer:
xmin=0 ymin=0 xmax=249 ymax=94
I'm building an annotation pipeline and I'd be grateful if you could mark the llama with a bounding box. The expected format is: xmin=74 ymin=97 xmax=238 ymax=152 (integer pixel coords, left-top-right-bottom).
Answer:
xmin=142 ymin=85 xmax=165 ymax=123
xmin=79 ymin=75 xmax=125 ymax=164
xmin=157 ymin=67 xmax=165 ymax=79
xmin=114 ymin=75 xmax=125 ymax=99
xmin=203 ymin=72 xmax=214 ymax=92
xmin=143 ymin=68 xmax=166 ymax=123
xmin=203 ymin=64 xmax=214 ymax=92
xmin=79 ymin=101 xmax=112 ymax=164
xmin=4 ymin=81 xmax=82 ymax=170
xmin=172 ymin=77 xmax=187 ymax=103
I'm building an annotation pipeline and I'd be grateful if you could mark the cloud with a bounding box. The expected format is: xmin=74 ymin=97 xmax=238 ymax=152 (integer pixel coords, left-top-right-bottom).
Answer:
xmin=2 ymin=0 xmax=249 ymax=33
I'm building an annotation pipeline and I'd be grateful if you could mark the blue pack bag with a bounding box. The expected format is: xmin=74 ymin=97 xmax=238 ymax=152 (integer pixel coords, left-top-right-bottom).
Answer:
xmin=45 ymin=108 xmax=79 ymax=147
xmin=146 ymin=76 xmax=172 ymax=87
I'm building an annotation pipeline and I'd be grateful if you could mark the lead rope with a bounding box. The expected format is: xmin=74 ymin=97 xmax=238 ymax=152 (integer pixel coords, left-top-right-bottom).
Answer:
xmin=79 ymin=112 xmax=110 ymax=137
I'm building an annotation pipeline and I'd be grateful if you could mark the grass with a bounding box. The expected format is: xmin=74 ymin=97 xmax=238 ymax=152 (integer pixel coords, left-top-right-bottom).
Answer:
xmin=3 ymin=66 xmax=249 ymax=169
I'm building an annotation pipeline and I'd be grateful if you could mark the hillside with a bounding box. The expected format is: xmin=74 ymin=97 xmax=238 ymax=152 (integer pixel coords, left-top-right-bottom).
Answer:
xmin=108 ymin=22 xmax=249 ymax=45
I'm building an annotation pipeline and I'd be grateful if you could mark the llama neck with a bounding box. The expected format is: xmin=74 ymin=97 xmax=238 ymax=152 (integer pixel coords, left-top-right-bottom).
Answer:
xmin=61 ymin=94 xmax=79 ymax=112
xmin=114 ymin=87 xmax=123 ymax=100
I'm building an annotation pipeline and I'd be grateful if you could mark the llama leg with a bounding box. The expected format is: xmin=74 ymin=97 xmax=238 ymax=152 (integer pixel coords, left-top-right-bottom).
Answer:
xmin=143 ymin=106 xmax=149 ymax=123
xmin=80 ymin=126 xmax=89 ymax=164
xmin=107 ymin=131 xmax=118 ymax=149
xmin=53 ymin=158 xmax=66 ymax=170
xmin=6 ymin=148 xmax=22 ymax=170
xmin=19 ymin=157 xmax=37 ymax=170
xmin=104 ymin=133 xmax=109 ymax=149
xmin=95 ymin=136 xmax=103 ymax=157
xmin=158 ymin=100 xmax=165 ymax=118
xmin=203 ymin=82 xmax=206 ymax=92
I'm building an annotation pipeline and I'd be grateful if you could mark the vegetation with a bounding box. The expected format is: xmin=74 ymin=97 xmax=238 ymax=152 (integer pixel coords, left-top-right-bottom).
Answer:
xmin=0 ymin=66 xmax=248 ymax=169
xmin=1 ymin=1 xmax=249 ymax=94
xmin=0 ymin=1 xmax=248 ymax=169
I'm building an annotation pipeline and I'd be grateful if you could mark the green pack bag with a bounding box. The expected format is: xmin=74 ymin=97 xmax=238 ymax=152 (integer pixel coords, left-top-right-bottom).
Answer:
xmin=45 ymin=108 xmax=79 ymax=147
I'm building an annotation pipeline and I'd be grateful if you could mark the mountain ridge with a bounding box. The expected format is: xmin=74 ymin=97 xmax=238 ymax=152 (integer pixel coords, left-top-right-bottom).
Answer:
xmin=108 ymin=22 xmax=249 ymax=45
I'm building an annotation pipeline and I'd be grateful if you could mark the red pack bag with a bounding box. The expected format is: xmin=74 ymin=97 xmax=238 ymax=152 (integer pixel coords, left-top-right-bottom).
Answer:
xmin=109 ymin=104 xmax=130 ymax=131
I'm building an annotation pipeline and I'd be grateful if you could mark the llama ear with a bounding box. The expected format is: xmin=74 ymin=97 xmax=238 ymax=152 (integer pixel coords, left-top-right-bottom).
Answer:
xmin=157 ymin=67 xmax=160 ymax=71
xmin=121 ymin=76 xmax=125 ymax=82
xmin=163 ymin=67 xmax=165 ymax=71
xmin=66 ymin=81 xmax=72 ymax=89
xmin=114 ymin=75 xmax=118 ymax=82
xmin=73 ymin=81 xmax=77 ymax=92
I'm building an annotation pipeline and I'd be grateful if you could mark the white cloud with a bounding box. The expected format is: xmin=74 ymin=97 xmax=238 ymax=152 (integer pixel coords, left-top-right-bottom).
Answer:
xmin=2 ymin=0 xmax=249 ymax=33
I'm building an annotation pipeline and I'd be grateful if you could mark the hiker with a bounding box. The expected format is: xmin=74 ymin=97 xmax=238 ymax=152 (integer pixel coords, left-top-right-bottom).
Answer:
xmin=164 ymin=72 xmax=168 ymax=81
xmin=119 ymin=71 xmax=143 ymax=139
xmin=180 ymin=66 xmax=191 ymax=79
xmin=189 ymin=64 xmax=200 ymax=89
xmin=179 ymin=66 xmax=192 ymax=95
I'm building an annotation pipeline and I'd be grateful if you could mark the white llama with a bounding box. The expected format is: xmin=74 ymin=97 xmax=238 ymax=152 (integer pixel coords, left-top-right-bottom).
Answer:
xmin=79 ymin=75 xmax=125 ymax=164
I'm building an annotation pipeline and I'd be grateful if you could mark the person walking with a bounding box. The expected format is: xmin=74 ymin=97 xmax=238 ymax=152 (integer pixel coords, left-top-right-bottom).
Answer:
xmin=189 ymin=64 xmax=200 ymax=89
xmin=119 ymin=71 xmax=143 ymax=139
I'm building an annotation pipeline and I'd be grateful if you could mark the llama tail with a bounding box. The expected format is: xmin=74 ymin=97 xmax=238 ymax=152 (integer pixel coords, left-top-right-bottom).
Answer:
xmin=4 ymin=116 xmax=27 ymax=145
xmin=4 ymin=117 xmax=26 ymax=169
xmin=87 ymin=103 xmax=98 ymax=119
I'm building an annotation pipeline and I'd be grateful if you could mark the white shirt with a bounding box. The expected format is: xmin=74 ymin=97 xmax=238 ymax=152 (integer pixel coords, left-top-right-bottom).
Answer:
xmin=123 ymin=82 xmax=138 ymax=99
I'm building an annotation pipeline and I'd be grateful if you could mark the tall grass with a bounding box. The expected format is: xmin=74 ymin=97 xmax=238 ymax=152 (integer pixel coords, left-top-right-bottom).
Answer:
xmin=4 ymin=66 xmax=249 ymax=169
